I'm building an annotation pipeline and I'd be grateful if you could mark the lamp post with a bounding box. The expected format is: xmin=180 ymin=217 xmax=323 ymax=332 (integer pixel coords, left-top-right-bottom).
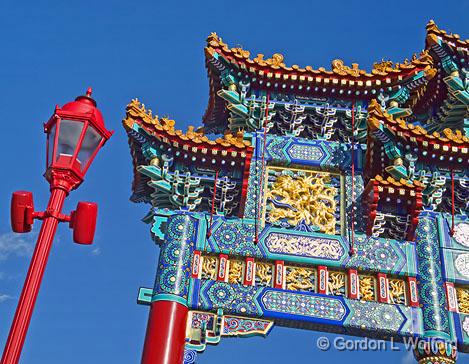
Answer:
xmin=1 ymin=88 xmax=113 ymax=364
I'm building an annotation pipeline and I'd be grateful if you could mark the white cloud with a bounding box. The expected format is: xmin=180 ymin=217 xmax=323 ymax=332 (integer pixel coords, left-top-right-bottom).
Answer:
xmin=0 ymin=231 xmax=35 ymax=260
xmin=401 ymin=349 xmax=414 ymax=364
xmin=0 ymin=294 xmax=13 ymax=303
xmin=91 ymin=247 xmax=101 ymax=256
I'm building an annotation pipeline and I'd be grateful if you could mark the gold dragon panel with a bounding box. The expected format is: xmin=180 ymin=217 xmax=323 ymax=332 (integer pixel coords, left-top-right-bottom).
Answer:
xmin=285 ymin=265 xmax=316 ymax=292
xmin=255 ymin=262 xmax=273 ymax=286
xmin=264 ymin=167 xmax=343 ymax=235
xmin=389 ymin=278 xmax=407 ymax=305
xmin=328 ymin=270 xmax=347 ymax=296
xmin=456 ymin=286 xmax=469 ymax=314
xmin=201 ymin=255 xmax=219 ymax=281
xmin=358 ymin=274 xmax=376 ymax=302
xmin=228 ymin=259 xmax=244 ymax=285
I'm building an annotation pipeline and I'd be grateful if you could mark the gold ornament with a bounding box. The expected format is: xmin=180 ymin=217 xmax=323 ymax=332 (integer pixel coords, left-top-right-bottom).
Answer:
xmin=266 ymin=171 xmax=338 ymax=235
xmin=359 ymin=275 xmax=375 ymax=301
xmin=286 ymin=266 xmax=315 ymax=292
xmin=228 ymin=260 xmax=244 ymax=284
xmin=328 ymin=271 xmax=346 ymax=296
xmin=201 ymin=256 xmax=218 ymax=280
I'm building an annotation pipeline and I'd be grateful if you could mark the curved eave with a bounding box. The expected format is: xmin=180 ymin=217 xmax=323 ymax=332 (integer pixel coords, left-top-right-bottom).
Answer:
xmin=411 ymin=21 xmax=469 ymax=114
xmin=425 ymin=20 xmax=469 ymax=56
xmin=203 ymin=33 xmax=436 ymax=130
xmin=366 ymin=175 xmax=424 ymax=192
xmin=125 ymin=130 xmax=153 ymax=204
xmin=367 ymin=100 xmax=469 ymax=159
xmin=205 ymin=35 xmax=434 ymax=85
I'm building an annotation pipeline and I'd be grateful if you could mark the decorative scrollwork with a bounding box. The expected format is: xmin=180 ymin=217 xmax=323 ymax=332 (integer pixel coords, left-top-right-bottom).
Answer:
xmin=285 ymin=266 xmax=315 ymax=292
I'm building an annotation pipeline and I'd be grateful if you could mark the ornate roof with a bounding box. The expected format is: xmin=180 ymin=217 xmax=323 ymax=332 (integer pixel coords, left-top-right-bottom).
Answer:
xmin=368 ymin=99 xmax=469 ymax=147
xmin=411 ymin=20 xmax=469 ymax=117
xmin=205 ymin=33 xmax=435 ymax=85
xmin=123 ymin=99 xmax=251 ymax=151
xmin=426 ymin=20 xmax=469 ymax=52
xmin=203 ymin=30 xmax=438 ymax=131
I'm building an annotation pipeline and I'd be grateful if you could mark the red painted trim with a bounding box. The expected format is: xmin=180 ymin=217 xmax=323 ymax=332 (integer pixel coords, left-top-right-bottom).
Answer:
xmin=274 ymin=261 xmax=284 ymax=289
xmin=191 ymin=251 xmax=202 ymax=279
xmin=217 ymin=254 xmax=228 ymax=282
xmin=317 ymin=266 xmax=328 ymax=295
xmin=244 ymin=257 xmax=255 ymax=286
xmin=238 ymin=147 xmax=253 ymax=218
xmin=377 ymin=273 xmax=389 ymax=303
xmin=347 ymin=269 xmax=359 ymax=299
xmin=209 ymin=44 xmax=429 ymax=91
xmin=141 ymin=300 xmax=188 ymax=364
xmin=407 ymin=276 xmax=419 ymax=307
xmin=363 ymin=181 xmax=379 ymax=236
xmin=445 ymin=282 xmax=458 ymax=312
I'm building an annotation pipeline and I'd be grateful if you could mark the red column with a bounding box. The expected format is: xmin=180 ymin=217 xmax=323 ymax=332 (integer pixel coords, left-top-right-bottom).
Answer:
xmin=1 ymin=188 xmax=67 ymax=364
xmin=141 ymin=300 xmax=188 ymax=364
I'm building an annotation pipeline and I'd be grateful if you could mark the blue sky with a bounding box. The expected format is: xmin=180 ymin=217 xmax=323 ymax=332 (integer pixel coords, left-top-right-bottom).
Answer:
xmin=0 ymin=1 xmax=467 ymax=363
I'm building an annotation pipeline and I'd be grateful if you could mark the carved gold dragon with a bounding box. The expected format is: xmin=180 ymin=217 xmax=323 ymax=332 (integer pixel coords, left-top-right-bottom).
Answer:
xmin=328 ymin=271 xmax=346 ymax=296
xmin=201 ymin=256 xmax=218 ymax=280
xmin=456 ymin=287 xmax=469 ymax=314
xmin=286 ymin=267 xmax=315 ymax=291
xmin=359 ymin=275 xmax=375 ymax=301
xmin=266 ymin=172 xmax=338 ymax=234
xmin=228 ymin=260 xmax=244 ymax=284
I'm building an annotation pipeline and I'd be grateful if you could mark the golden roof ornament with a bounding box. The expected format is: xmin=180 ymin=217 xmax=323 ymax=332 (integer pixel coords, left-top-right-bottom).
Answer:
xmin=231 ymin=47 xmax=250 ymax=58
xmin=254 ymin=53 xmax=285 ymax=67
xmin=373 ymin=60 xmax=394 ymax=75
xmin=332 ymin=60 xmax=361 ymax=77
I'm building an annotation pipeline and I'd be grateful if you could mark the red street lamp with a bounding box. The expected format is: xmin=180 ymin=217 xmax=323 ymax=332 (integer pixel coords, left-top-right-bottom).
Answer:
xmin=1 ymin=88 xmax=112 ymax=364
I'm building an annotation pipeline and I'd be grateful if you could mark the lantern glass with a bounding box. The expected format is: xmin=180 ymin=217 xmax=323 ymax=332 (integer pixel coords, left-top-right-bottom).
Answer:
xmin=77 ymin=125 xmax=103 ymax=171
xmin=47 ymin=123 xmax=56 ymax=167
xmin=56 ymin=119 xmax=84 ymax=166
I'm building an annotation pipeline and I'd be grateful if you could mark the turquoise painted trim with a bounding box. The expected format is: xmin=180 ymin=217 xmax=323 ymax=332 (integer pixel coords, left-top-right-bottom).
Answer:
xmin=203 ymin=217 xmax=416 ymax=276
xmin=441 ymin=248 xmax=469 ymax=284
xmin=152 ymin=293 xmax=188 ymax=306
xmin=459 ymin=313 xmax=469 ymax=347
xmin=195 ymin=215 xmax=207 ymax=250
xmin=422 ymin=330 xmax=452 ymax=341
xmin=447 ymin=310 xmax=458 ymax=343
xmin=187 ymin=278 xmax=195 ymax=307
xmin=137 ymin=287 xmax=153 ymax=305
